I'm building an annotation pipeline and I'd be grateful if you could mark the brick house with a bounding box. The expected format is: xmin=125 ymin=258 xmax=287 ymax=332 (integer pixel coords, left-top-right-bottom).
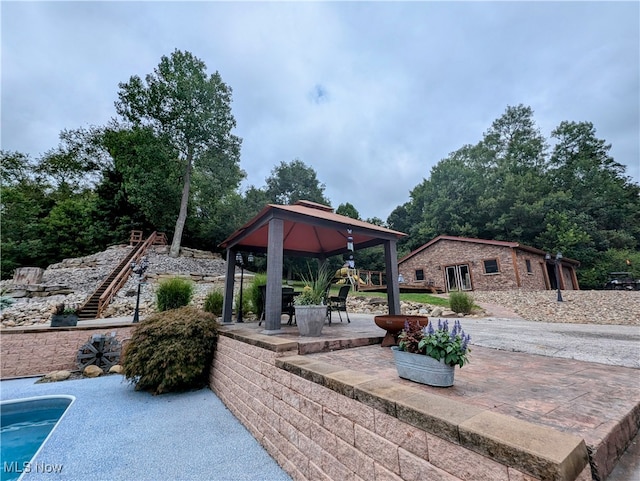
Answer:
xmin=398 ymin=235 xmax=580 ymax=292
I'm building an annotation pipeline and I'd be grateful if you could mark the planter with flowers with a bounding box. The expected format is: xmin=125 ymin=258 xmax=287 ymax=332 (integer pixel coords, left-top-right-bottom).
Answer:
xmin=294 ymin=263 xmax=332 ymax=337
xmin=392 ymin=319 xmax=471 ymax=387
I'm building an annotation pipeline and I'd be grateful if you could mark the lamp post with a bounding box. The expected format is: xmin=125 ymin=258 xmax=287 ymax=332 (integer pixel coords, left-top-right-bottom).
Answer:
xmin=235 ymin=252 xmax=254 ymax=323
xmin=545 ymin=252 xmax=563 ymax=302
xmin=130 ymin=257 xmax=149 ymax=323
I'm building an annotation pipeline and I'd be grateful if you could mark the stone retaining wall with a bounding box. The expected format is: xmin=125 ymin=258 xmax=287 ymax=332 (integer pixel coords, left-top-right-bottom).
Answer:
xmin=0 ymin=325 xmax=134 ymax=378
xmin=210 ymin=331 xmax=592 ymax=481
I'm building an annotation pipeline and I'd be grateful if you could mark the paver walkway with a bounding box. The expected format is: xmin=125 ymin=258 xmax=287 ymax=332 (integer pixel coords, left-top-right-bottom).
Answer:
xmin=307 ymin=344 xmax=639 ymax=480
xmin=223 ymin=312 xmax=640 ymax=481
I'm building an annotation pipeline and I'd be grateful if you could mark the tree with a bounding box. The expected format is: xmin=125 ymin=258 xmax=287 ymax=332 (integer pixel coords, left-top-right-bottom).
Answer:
xmin=549 ymin=121 xmax=640 ymax=250
xmin=478 ymin=105 xmax=550 ymax=242
xmin=1 ymin=152 xmax=51 ymax=277
xmin=264 ymin=159 xmax=329 ymax=205
xmin=35 ymin=127 xmax=110 ymax=190
xmin=101 ymin=126 xmax=182 ymax=232
xmin=115 ymin=49 xmax=243 ymax=257
xmin=336 ymin=202 xmax=360 ymax=220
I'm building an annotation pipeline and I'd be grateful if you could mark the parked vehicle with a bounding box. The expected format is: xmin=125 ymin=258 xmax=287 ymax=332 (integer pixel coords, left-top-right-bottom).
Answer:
xmin=604 ymin=272 xmax=640 ymax=290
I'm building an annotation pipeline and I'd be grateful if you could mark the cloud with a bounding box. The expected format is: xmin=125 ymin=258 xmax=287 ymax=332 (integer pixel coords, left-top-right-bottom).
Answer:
xmin=2 ymin=1 xmax=638 ymax=221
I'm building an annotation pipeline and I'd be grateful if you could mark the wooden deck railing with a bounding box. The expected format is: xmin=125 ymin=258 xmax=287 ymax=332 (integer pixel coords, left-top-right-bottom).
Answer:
xmin=97 ymin=231 xmax=161 ymax=315
xmin=356 ymin=269 xmax=385 ymax=288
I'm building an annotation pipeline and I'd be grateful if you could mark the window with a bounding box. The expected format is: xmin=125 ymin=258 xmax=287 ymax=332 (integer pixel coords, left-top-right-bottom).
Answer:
xmin=415 ymin=269 xmax=425 ymax=281
xmin=525 ymin=259 xmax=532 ymax=273
xmin=483 ymin=259 xmax=499 ymax=274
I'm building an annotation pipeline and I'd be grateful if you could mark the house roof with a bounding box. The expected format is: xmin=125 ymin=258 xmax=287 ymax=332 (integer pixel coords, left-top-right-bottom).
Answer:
xmin=398 ymin=235 xmax=580 ymax=265
xmin=219 ymin=200 xmax=407 ymax=257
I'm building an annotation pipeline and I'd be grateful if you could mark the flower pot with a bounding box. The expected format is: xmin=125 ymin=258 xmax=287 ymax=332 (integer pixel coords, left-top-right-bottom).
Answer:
xmin=374 ymin=315 xmax=429 ymax=347
xmin=50 ymin=314 xmax=78 ymax=327
xmin=391 ymin=346 xmax=455 ymax=387
xmin=294 ymin=305 xmax=327 ymax=336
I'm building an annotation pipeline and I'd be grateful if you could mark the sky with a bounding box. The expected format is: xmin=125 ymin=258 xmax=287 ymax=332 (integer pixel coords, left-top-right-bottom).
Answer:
xmin=2 ymin=1 xmax=639 ymax=221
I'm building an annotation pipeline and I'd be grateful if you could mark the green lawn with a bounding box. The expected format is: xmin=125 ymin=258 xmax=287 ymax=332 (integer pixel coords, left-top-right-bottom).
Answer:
xmin=284 ymin=281 xmax=452 ymax=308
xmin=353 ymin=290 xmax=450 ymax=307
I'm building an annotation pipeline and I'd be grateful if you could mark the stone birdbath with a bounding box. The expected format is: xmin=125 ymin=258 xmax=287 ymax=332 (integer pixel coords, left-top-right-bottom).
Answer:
xmin=374 ymin=314 xmax=430 ymax=347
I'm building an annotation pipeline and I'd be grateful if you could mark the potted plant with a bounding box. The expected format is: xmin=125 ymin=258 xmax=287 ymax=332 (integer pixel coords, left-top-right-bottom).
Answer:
xmin=50 ymin=302 xmax=79 ymax=327
xmin=391 ymin=319 xmax=471 ymax=387
xmin=294 ymin=263 xmax=333 ymax=336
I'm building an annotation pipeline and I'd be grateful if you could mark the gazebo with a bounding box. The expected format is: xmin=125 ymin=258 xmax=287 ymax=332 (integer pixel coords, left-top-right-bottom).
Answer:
xmin=218 ymin=200 xmax=407 ymax=333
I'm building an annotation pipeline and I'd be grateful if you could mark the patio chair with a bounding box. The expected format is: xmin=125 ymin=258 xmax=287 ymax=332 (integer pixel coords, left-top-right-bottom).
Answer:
xmin=327 ymin=285 xmax=351 ymax=323
xmin=257 ymin=286 xmax=296 ymax=326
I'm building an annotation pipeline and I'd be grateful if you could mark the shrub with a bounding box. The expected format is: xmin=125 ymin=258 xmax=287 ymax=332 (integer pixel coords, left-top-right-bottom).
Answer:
xmin=203 ymin=289 xmax=224 ymax=316
xmin=449 ymin=291 xmax=474 ymax=315
xmin=156 ymin=277 xmax=194 ymax=312
xmin=248 ymin=273 xmax=267 ymax=318
xmin=234 ymin=289 xmax=252 ymax=316
xmin=122 ymin=306 xmax=219 ymax=394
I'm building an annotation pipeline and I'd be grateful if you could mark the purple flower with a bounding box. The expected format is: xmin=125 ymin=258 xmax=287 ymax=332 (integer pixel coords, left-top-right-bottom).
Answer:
xmin=462 ymin=333 xmax=471 ymax=351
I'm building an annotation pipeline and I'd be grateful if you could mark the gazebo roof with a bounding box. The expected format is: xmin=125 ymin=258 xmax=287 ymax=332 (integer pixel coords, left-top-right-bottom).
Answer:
xmin=219 ymin=200 xmax=406 ymax=257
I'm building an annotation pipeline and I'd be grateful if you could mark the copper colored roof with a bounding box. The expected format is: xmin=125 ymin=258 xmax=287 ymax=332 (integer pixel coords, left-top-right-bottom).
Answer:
xmin=219 ymin=200 xmax=406 ymax=257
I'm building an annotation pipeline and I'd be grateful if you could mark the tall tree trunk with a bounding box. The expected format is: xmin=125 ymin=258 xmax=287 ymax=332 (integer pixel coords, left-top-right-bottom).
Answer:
xmin=169 ymin=154 xmax=192 ymax=258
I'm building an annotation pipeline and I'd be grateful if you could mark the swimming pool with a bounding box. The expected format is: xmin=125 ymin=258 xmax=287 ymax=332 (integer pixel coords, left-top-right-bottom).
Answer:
xmin=1 ymin=396 xmax=74 ymax=481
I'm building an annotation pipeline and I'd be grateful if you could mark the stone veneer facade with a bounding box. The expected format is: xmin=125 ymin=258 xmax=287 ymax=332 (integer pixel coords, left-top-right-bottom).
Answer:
xmin=398 ymin=237 xmax=579 ymax=292
xmin=210 ymin=330 xmax=592 ymax=481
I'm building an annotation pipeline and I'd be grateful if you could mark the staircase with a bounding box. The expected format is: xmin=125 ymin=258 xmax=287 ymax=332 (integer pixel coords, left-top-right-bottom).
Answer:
xmin=77 ymin=231 xmax=167 ymax=320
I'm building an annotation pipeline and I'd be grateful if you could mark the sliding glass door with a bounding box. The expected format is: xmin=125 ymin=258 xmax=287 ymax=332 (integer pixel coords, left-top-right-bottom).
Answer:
xmin=445 ymin=264 xmax=472 ymax=291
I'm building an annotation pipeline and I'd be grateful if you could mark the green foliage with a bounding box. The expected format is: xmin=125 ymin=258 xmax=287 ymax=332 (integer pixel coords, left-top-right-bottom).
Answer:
xmin=156 ymin=277 xmax=194 ymax=311
xmin=234 ymin=289 xmax=252 ymax=315
xmin=203 ymin=289 xmax=224 ymax=316
xmin=391 ymin=104 xmax=640 ymax=284
xmin=448 ymin=291 xmax=474 ymax=315
xmin=264 ymin=159 xmax=329 ymax=205
xmin=294 ymin=263 xmax=333 ymax=305
xmin=248 ymin=273 xmax=267 ymax=318
xmin=578 ymin=248 xmax=640 ymax=290
xmin=101 ymin=126 xmax=182 ymax=233
xmin=122 ymin=306 xmax=219 ymax=394
xmin=336 ymin=202 xmax=360 ymax=220
xmin=398 ymin=319 xmax=471 ymax=368
xmin=115 ymin=49 xmax=243 ymax=255
xmin=0 ymin=289 xmax=15 ymax=311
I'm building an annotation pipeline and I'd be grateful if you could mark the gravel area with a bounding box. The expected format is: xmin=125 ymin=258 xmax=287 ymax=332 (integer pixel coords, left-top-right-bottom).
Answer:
xmin=470 ymin=289 xmax=640 ymax=326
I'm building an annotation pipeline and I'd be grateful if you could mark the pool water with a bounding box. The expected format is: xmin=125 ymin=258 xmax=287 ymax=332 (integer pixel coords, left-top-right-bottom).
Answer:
xmin=1 ymin=396 xmax=74 ymax=481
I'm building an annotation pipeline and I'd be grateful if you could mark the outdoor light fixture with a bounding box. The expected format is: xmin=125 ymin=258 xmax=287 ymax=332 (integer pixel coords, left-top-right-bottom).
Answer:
xmin=235 ymin=252 xmax=253 ymax=323
xmin=130 ymin=257 xmax=149 ymax=323
xmin=545 ymin=252 xmax=564 ymax=302
xmin=347 ymin=228 xmax=354 ymax=251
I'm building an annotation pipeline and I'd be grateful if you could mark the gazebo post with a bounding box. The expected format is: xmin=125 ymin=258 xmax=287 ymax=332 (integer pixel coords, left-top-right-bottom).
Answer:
xmin=222 ymin=248 xmax=237 ymax=323
xmin=263 ymin=218 xmax=284 ymax=334
xmin=384 ymin=240 xmax=401 ymax=315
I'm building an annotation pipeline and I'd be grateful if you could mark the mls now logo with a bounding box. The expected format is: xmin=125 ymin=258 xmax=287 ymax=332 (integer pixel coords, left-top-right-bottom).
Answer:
xmin=4 ymin=462 xmax=64 ymax=474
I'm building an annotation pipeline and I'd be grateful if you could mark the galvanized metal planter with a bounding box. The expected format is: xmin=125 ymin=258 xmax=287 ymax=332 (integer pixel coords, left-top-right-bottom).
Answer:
xmin=391 ymin=346 xmax=455 ymax=387
xmin=294 ymin=305 xmax=326 ymax=336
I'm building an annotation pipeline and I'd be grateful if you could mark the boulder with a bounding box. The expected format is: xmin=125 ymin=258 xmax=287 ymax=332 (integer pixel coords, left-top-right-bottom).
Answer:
xmin=83 ymin=365 xmax=103 ymax=377
xmin=108 ymin=364 xmax=124 ymax=374
xmin=44 ymin=370 xmax=72 ymax=382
